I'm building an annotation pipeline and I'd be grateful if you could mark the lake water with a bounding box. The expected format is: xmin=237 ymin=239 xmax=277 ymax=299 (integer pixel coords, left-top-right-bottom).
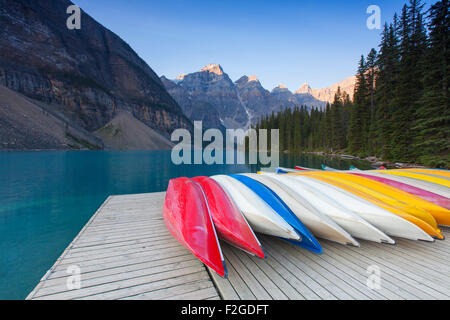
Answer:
xmin=0 ymin=150 xmax=371 ymax=299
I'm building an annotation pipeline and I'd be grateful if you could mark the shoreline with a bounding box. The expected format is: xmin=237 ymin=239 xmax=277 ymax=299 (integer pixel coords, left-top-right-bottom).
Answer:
xmin=300 ymin=151 xmax=427 ymax=169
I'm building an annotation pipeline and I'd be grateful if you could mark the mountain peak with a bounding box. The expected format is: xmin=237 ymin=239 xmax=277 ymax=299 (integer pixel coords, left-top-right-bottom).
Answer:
xmin=176 ymin=73 xmax=187 ymax=80
xmin=248 ymin=75 xmax=259 ymax=82
xmin=274 ymin=84 xmax=288 ymax=90
xmin=200 ymin=64 xmax=224 ymax=75
xmin=271 ymin=84 xmax=292 ymax=94
xmin=295 ymin=82 xmax=312 ymax=94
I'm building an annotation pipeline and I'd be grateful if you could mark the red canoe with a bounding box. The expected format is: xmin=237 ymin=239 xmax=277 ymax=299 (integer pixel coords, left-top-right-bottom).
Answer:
xmin=163 ymin=177 xmax=226 ymax=277
xmin=192 ymin=176 xmax=265 ymax=259
xmin=351 ymin=173 xmax=450 ymax=210
xmin=295 ymin=166 xmax=319 ymax=171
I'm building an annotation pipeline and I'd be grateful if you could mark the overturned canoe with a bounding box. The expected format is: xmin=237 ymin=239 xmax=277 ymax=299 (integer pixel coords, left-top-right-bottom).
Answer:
xmin=361 ymin=171 xmax=450 ymax=199
xmin=276 ymin=167 xmax=302 ymax=174
xmin=290 ymin=175 xmax=434 ymax=241
xmin=351 ymin=173 xmax=450 ymax=215
xmin=379 ymin=170 xmax=450 ymax=188
xmin=322 ymin=164 xmax=338 ymax=171
xmin=397 ymin=169 xmax=450 ymax=181
xmin=211 ymin=175 xmax=301 ymax=241
xmin=192 ymin=176 xmax=265 ymax=258
xmin=399 ymin=168 xmax=450 ymax=179
xmin=295 ymin=166 xmax=319 ymax=171
xmin=163 ymin=178 xmax=226 ymax=277
xmin=243 ymin=173 xmax=359 ymax=246
xmin=229 ymin=174 xmax=322 ymax=253
xmin=265 ymin=174 xmax=394 ymax=244
xmin=299 ymin=172 xmax=442 ymax=240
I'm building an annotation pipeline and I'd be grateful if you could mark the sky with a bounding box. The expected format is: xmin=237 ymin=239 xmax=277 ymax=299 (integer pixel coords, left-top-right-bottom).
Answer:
xmin=73 ymin=0 xmax=434 ymax=91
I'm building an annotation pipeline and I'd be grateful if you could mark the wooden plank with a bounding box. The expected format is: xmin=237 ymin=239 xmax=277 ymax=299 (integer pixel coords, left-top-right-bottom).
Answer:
xmin=28 ymin=192 xmax=450 ymax=301
xmin=122 ymin=280 xmax=215 ymax=300
xmin=27 ymin=193 xmax=219 ymax=300
xmin=321 ymin=242 xmax=416 ymax=300
xmin=75 ymin=272 xmax=210 ymax=300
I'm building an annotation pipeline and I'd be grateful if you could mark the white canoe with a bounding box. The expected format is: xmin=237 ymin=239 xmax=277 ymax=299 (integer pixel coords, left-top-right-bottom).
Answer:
xmin=401 ymin=170 xmax=450 ymax=181
xmin=361 ymin=171 xmax=450 ymax=199
xmin=242 ymin=173 xmax=359 ymax=246
xmin=265 ymin=174 xmax=395 ymax=244
xmin=211 ymin=175 xmax=300 ymax=240
xmin=291 ymin=175 xmax=433 ymax=241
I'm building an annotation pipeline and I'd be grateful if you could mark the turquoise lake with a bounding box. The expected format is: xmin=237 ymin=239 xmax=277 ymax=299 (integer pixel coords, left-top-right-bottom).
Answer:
xmin=0 ymin=150 xmax=371 ymax=299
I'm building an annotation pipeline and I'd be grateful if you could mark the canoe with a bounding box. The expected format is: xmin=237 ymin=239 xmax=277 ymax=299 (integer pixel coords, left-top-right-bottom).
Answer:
xmin=163 ymin=178 xmax=226 ymax=277
xmin=241 ymin=173 xmax=358 ymax=246
xmin=192 ymin=176 xmax=265 ymax=258
xmin=399 ymin=170 xmax=450 ymax=181
xmin=298 ymin=172 xmax=443 ymax=239
xmin=264 ymin=173 xmax=394 ymax=243
xmin=295 ymin=166 xmax=319 ymax=171
xmin=306 ymin=172 xmax=443 ymax=228
xmin=211 ymin=175 xmax=301 ymax=241
xmin=351 ymin=172 xmax=450 ymax=213
xmin=322 ymin=164 xmax=338 ymax=171
xmin=296 ymin=173 xmax=436 ymax=241
xmin=379 ymin=170 xmax=450 ymax=188
xmin=229 ymin=174 xmax=322 ymax=253
xmin=276 ymin=167 xmax=302 ymax=173
xmin=362 ymin=171 xmax=450 ymax=199
xmin=289 ymin=175 xmax=434 ymax=241
xmin=400 ymin=168 xmax=450 ymax=178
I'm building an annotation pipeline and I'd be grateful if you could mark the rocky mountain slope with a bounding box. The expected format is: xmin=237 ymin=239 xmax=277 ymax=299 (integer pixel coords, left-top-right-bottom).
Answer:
xmin=94 ymin=112 xmax=174 ymax=150
xmin=0 ymin=85 xmax=103 ymax=150
xmin=0 ymin=0 xmax=191 ymax=150
xmin=162 ymin=65 xmax=331 ymax=128
xmin=295 ymin=75 xmax=357 ymax=103
xmin=160 ymin=76 xmax=225 ymax=131
xmin=163 ymin=64 xmax=249 ymax=129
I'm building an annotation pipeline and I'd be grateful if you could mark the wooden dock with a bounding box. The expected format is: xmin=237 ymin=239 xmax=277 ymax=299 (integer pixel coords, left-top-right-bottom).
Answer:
xmin=27 ymin=192 xmax=450 ymax=300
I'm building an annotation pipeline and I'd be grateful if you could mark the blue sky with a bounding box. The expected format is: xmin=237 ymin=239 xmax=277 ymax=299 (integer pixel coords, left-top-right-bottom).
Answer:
xmin=73 ymin=0 xmax=434 ymax=90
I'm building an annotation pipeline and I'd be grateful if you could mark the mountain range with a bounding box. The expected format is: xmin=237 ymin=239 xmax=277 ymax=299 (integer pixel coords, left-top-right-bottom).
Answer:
xmin=162 ymin=64 xmax=356 ymax=129
xmin=0 ymin=0 xmax=356 ymax=150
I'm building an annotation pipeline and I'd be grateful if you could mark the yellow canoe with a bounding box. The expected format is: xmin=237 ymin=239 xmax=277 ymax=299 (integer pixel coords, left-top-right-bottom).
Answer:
xmin=290 ymin=172 xmax=444 ymax=239
xmin=305 ymin=171 xmax=450 ymax=227
xmin=294 ymin=173 xmax=439 ymax=240
xmin=399 ymin=168 xmax=450 ymax=179
xmin=379 ymin=170 xmax=450 ymax=188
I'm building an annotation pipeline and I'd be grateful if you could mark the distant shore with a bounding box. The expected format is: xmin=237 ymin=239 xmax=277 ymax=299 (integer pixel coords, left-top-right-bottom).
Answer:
xmin=300 ymin=151 xmax=428 ymax=169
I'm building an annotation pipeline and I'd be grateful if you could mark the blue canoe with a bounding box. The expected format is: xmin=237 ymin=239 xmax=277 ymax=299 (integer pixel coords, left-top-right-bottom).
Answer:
xmin=229 ymin=174 xmax=322 ymax=253
xmin=321 ymin=164 xmax=339 ymax=171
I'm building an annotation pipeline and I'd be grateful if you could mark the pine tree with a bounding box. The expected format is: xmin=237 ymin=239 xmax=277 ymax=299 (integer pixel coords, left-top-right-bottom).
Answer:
xmin=373 ymin=21 xmax=401 ymax=158
xmin=330 ymin=87 xmax=347 ymax=150
xmin=348 ymin=56 xmax=369 ymax=154
xmin=389 ymin=1 xmax=428 ymax=161
xmin=413 ymin=0 xmax=450 ymax=167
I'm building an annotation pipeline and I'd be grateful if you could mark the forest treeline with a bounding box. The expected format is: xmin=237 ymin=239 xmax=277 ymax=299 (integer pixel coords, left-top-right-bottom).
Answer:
xmin=255 ymin=0 xmax=449 ymax=168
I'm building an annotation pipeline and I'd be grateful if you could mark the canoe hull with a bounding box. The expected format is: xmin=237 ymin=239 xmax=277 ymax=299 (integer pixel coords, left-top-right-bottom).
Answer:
xmin=163 ymin=178 xmax=226 ymax=277
xmin=267 ymin=174 xmax=395 ymax=244
xmin=352 ymin=173 xmax=450 ymax=217
xmin=230 ymin=174 xmax=322 ymax=253
xmin=212 ymin=175 xmax=300 ymax=240
xmin=192 ymin=176 xmax=265 ymax=258
xmin=244 ymin=173 xmax=359 ymax=246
